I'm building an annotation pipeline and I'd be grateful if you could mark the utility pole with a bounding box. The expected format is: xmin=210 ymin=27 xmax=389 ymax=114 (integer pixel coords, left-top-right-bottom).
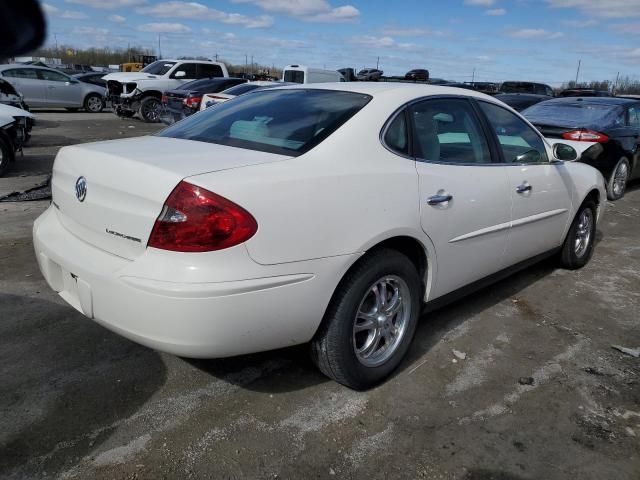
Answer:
xmin=376 ymin=56 xmax=379 ymax=70
xmin=472 ymin=67 xmax=475 ymax=83
xmin=158 ymin=34 xmax=162 ymax=59
xmin=575 ymin=59 xmax=581 ymax=86
xmin=614 ymin=71 xmax=620 ymax=94
xmin=54 ymin=33 xmax=59 ymax=56
xmin=215 ymin=53 xmax=218 ymax=62
xmin=251 ymin=55 xmax=254 ymax=74
xmin=245 ymin=54 xmax=248 ymax=74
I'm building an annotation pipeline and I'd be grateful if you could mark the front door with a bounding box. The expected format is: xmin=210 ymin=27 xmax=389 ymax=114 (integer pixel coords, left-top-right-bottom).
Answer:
xmin=411 ymin=97 xmax=511 ymax=299
xmin=477 ymin=100 xmax=573 ymax=265
xmin=37 ymin=69 xmax=83 ymax=107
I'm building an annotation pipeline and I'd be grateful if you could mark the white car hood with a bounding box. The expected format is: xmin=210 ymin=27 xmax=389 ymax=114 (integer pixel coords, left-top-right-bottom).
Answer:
xmin=0 ymin=103 xmax=34 ymax=127
xmin=102 ymin=72 xmax=160 ymax=83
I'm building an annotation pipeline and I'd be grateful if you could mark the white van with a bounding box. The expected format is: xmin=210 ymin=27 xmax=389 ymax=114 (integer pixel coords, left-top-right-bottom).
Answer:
xmin=282 ymin=65 xmax=344 ymax=84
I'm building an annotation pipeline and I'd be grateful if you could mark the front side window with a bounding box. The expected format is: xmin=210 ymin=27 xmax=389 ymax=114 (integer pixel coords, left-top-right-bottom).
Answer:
xmin=158 ymin=89 xmax=371 ymax=156
xmin=479 ymin=101 xmax=548 ymax=164
xmin=3 ymin=68 xmax=38 ymax=79
xmin=141 ymin=61 xmax=177 ymax=75
xmin=38 ymin=69 xmax=71 ymax=82
xmin=172 ymin=63 xmax=197 ymax=79
xmin=384 ymin=111 xmax=409 ymax=155
xmin=410 ymin=98 xmax=492 ymax=164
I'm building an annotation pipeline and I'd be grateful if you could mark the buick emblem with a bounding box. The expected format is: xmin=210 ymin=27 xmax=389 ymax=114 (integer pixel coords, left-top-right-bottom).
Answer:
xmin=75 ymin=176 xmax=87 ymax=202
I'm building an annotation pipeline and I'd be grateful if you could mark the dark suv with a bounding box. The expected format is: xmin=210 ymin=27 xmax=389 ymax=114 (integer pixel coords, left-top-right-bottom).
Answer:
xmin=500 ymin=81 xmax=554 ymax=96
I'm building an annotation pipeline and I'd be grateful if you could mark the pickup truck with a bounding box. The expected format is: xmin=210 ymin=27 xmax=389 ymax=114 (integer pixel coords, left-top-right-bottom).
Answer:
xmin=103 ymin=59 xmax=229 ymax=122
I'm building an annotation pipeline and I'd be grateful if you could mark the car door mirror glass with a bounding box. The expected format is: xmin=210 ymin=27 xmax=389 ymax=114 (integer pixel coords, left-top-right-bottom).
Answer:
xmin=174 ymin=71 xmax=186 ymax=78
xmin=553 ymin=143 xmax=578 ymax=161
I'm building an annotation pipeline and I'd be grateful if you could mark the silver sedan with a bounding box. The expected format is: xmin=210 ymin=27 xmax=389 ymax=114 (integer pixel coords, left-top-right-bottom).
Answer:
xmin=0 ymin=64 xmax=105 ymax=112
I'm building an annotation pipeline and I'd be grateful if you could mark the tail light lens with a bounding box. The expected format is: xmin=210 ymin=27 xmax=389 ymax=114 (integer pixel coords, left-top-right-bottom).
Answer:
xmin=148 ymin=181 xmax=258 ymax=252
xmin=183 ymin=95 xmax=202 ymax=109
xmin=561 ymin=130 xmax=609 ymax=143
xmin=161 ymin=94 xmax=168 ymax=104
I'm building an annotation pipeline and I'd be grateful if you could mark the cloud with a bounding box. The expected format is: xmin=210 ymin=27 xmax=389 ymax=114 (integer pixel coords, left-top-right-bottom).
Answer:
xmin=351 ymin=35 xmax=418 ymax=50
xmin=547 ymin=0 xmax=640 ymax=18
xmin=60 ymin=10 xmax=88 ymax=19
xmin=486 ymin=8 xmax=506 ymax=15
xmin=381 ymin=26 xmax=447 ymax=37
xmin=507 ymin=28 xmax=564 ymax=39
xmin=108 ymin=14 xmax=126 ymax=23
xmin=43 ymin=3 xmax=88 ymax=19
xmin=561 ymin=19 xmax=598 ymax=27
xmin=464 ymin=0 xmax=495 ymax=5
xmin=137 ymin=2 xmax=273 ymax=28
xmin=231 ymin=0 xmax=360 ymax=22
xmin=42 ymin=3 xmax=59 ymax=14
xmin=613 ymin=23 xmax=640 ymax=34
xmin=72 ymin=26 xmax=110 ymax=35
xmin=65 ymin=0 xmax=147 ymax=8
xmin=137 ymin=22 xmax=192 ymax=33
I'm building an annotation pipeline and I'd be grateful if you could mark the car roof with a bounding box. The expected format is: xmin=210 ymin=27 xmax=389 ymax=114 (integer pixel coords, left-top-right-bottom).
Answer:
xmin=0 ymin=63 xmax=59 ymax=71
xmin=541 ymin=96 xmax=637 ymax=106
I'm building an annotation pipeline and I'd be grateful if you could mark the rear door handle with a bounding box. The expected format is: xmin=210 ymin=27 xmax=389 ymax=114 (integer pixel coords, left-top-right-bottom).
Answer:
xmin=427 ymin=194 xmax=453 ymax=205
xmin=516 ymin=183 xmax=532 ymax=193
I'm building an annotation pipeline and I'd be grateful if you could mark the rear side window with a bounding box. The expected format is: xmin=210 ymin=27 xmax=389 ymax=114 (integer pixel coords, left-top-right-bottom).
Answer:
xmin=410 ymin=98 xmax=492 ymax=164
xmin=384 ymin=111 xmax=409 ymax=155
xmin=222 ymin=83 xmax=262 ymax=96
xmin=3 ymin=68 xmax=38 ymax=79
xmin=628 ymin=106 xmax=640 ymax=128
xmin=479 ymin=101 xmax=548 ymax=164
xmin=284 ymin=70 xmax=304 ymax=84
xmin=158 ymin=89 xmax=371 ymax=156
xmin=198 ymin=64 xmax=223 ymax=78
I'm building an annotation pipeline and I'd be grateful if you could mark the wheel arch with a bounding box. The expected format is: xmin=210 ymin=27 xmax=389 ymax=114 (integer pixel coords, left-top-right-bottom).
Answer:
xmin=140 ymin=90 xmax=163 ymax=100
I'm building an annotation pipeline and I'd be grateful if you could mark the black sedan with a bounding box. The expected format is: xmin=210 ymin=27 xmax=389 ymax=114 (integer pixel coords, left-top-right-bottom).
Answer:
xmin=161 ymin=77 xmax=246 ymax=125
xmin=523 ymin=97 xmax=640 ymax=200
xmin=494 ymin=93 xmax=550 ymax=112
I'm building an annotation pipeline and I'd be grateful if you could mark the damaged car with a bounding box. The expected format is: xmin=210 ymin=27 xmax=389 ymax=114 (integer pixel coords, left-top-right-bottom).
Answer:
xmin=104 ymin=59 xmax=229 ymax=123
xmin=0 ymin=103 xmax=34 ymax=176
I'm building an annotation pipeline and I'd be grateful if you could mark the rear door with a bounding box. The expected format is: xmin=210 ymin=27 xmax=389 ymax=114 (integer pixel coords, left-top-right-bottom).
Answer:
xmin=477 ymin=100 xmax=573 ymax=265
xmin=197 ymin=63 xmax=223 ymax=79
xmin=625 ymin=104 xmax=640 ymax=179
xmin=2 ymin=68 xmax=47 ymax=106
xmin=37 ymin=69 xmax=83 ymax=107
xmin=411 ymin=97 xmax=511 ymax=298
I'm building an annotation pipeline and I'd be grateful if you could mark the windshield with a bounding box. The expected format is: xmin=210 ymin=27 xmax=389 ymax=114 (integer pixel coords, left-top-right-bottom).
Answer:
xmin=141 ymin=61 xmax=176 ymax=75
xmin=523 ymin=102 xmax=621 ymax=128
xmin=158 ymin=89 xmax=371 ymax=156
xmin=283 ymin=70 xmax=304 ymax=84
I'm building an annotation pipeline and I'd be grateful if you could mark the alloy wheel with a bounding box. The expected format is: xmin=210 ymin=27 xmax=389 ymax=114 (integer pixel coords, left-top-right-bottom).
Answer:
xmin=353 ymin=275 xmax=411 ymax=367
xmin=86 ymin=96 xmax=103 ymax=112
xmin=574 ymin=208 xmax=593 ymax=258
xmin=613 ymin=161 xmax=628 ymax=197
xmin=142 ymin=99 xmax=161 ymax=122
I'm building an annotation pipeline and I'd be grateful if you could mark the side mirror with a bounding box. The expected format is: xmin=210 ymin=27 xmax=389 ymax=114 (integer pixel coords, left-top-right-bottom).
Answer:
xmin=174 ymin=71 xmax=186 ymax=78
xmin=515 ymin=149 xmax=542 ymax=163
xmin=553 ymin=143 xmax=578 ymax=161
xmin=0 ymin=0 xmax=45 ymax=58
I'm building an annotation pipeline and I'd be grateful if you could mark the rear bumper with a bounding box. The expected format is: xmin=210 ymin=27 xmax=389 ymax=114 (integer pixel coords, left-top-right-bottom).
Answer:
xmin=33 ymin=206 xmax=355 ymax=358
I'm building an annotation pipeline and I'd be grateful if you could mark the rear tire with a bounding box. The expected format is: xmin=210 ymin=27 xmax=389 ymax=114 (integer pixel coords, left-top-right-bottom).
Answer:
xmin=606 ymin=157 xmax=629 ymax=201
xmin=139 ymin=96 xmax=162 ymax=123
xmin=310 ymin=249 xmax=421 ymax=389
xmin=0 ymin=136 xmax=14 ymax=177
xmin=559 ymin=199 xmax=597 ymax=269
xmin=84 ymin=93 xmax=104 ymax=113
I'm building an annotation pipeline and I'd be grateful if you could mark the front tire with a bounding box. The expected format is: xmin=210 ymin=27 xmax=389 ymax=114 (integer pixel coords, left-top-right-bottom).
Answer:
xmin=84 ymin=93 xmax=104 ymax=113
xmin=139 ymin=96 xmax=162 ymax=123
xmin=559 ymin=199 xmax=597 ymax=269
xmin=606 ymin=157 xmax=629 ymax=201
xmin=311 ymin=249 xmax=421 ymax=389
xmin=0 ymin=135 xmax=14 ymax=177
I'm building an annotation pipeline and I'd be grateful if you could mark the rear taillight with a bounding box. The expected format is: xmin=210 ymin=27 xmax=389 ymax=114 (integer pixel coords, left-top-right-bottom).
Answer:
xmin=161 ymin=94 xmax=168 ymax=104
xmin=183 ymin=95 xmax=202 ymax=109
xmin=148 ymin=181 xmax=257 ymax=252
xmin=561 ymin=130 xmax=609 ymax=143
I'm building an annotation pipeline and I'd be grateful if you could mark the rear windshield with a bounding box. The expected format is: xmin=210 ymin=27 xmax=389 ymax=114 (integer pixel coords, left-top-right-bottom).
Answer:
xmin=500 ymin=82 xmax=536 ymax=94
xmin=158 ymin=89 xmax=371 ymax=156
xmin=179 ymin=78 xmax=230 ymax=91
xmin=523 ymin=102 xmax=621 ymax=128
xmin=283 ymin=70 xmax=305 ymax=84
xmin=141 ymin=61 xmax=176 ymax=75
xmin=222 ymin=83 xmax=264 ymax=96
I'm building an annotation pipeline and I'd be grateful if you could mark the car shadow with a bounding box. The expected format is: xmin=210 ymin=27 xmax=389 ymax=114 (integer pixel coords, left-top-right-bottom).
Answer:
xmin=0 ymin=293 xmax=167 ymax=479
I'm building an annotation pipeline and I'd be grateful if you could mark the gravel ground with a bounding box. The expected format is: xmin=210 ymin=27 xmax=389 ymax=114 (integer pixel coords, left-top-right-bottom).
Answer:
xmin=1 ymin=111 xmax=639 ymax=480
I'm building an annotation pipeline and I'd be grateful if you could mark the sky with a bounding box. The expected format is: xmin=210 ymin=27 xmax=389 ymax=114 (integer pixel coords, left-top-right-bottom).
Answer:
xmin=40 ymin=0 xmax=640 ymax=85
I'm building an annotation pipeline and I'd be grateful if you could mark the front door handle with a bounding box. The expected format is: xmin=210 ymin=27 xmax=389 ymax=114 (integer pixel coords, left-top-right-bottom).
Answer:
xmin=516 ymin=183 xmax=532 ymax=193
xmin=427 ymin=194 xmax=453 ymax=205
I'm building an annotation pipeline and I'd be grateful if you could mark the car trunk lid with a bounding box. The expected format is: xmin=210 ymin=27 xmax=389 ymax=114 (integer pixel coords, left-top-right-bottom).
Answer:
xmin=52 ymin=136 xmax=290 ymax=260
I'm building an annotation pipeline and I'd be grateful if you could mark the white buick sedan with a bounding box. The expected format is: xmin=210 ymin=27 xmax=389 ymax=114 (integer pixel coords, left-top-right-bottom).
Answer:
xmin=34 ymin=83 xmax=605 ymax=389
